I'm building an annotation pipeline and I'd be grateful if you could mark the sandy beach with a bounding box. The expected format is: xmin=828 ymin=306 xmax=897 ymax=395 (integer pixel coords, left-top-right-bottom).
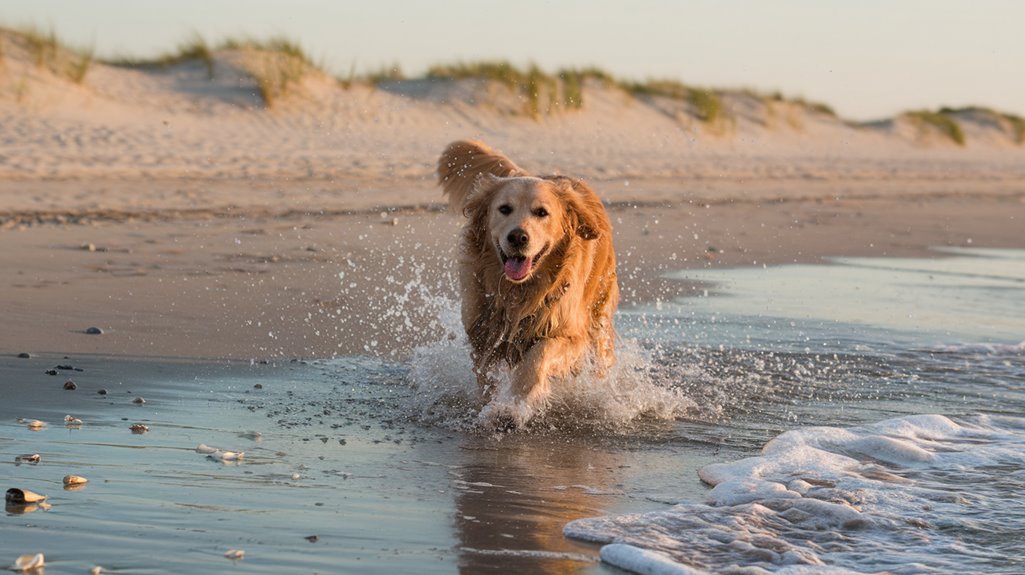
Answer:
xmin=2 ymin=27 xmax=1025 ymax=574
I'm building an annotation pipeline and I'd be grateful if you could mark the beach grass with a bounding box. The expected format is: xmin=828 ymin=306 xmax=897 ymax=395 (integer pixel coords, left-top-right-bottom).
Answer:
xmin=426 ymin=60 xmax=563 ymax=118
xmin=793 ymin=98 xmax=836 ymax=117
xmin=365 ymin=63 xmax=405 ymax=85
xmin=106 ymin=34 xmax=214 ymax=79
xmin=14 ymin=25 xmax=94 ymax=84
xmin=1006 ymin=114 xmax=1025 ymax=144
xmin=106 ymin=34 xmax=315 ymax=102
xmin=426 ymin=60 xmax=525 ymax=89
xmin=907 ymin=109 xmax=965 ymax=146
xmin=3 ymin=26 xmax=1022 ymax=145
xmin=557 ymin=67 xmax=617 ymax=109
xmin=336 ymin=61 xmax=358 ymax=89
xmin=941 ymin=106 xmax=1025 ymax=145
xmin=217 ymin=37 xmax=318 ymax=107
xmin=622 ymin=79 xmax=726 ymax=125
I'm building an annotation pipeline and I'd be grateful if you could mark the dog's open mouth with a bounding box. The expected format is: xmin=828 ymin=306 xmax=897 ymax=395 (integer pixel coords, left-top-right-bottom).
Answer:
xmin=499 ymin=244 xmax=548 ymax=282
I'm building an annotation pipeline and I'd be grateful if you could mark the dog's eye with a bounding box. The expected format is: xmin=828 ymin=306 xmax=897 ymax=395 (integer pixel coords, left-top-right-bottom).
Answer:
xmin=533 ymin=207 xmax=549 ymax=218
xmin=498 ymin=204 xmax=513 ymax=215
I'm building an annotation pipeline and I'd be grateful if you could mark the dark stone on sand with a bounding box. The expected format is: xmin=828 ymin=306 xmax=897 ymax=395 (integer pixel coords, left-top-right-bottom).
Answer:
xmin=45 ymin=369 xmax=58 ymax=376
xmin=97 ymin=389 xmax=108 ymax=395
xmin=56 ymin=364 xmax=75 ymax=370
xmin=85 ymin=327 xmax=103 ymax=335
xmin=305 ymin=535 xmax=319 ymax=543
xmin=63 ymin=380 xmax=77 ymax=390
xmin=253 ymin=383 xmax=263 ymax=389
xmin=16 ymin=353 xmax=31 ymax=358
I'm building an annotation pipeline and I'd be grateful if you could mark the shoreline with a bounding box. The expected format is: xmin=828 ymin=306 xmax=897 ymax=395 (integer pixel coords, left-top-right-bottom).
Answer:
xmin=3 ymin=174 xmax=1025 ymax=224
xmin=2 ymin=178 xmax=1022 ymax=361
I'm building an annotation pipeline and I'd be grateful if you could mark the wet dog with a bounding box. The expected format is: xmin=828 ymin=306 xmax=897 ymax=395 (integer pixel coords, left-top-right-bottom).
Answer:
xmin=437 ymin=140 xmax=619 ymax=428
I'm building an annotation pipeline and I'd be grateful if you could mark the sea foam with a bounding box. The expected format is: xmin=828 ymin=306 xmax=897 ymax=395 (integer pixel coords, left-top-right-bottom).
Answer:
xmin=566 ymin=413 xmax=1025 ymax=574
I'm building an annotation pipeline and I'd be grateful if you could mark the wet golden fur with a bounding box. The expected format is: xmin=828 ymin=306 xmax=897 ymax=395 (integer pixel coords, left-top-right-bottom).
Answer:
xmin=437 ymin=140 xmax=619 ymax=425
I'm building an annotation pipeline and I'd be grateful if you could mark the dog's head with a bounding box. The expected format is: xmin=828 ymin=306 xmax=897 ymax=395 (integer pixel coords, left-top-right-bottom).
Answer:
xmin=464 ymin=174 xmax=602 ymax=284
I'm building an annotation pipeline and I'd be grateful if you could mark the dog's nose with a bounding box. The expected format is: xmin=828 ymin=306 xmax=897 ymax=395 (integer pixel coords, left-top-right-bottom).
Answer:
xmin=507 ymin=228 xmax=529 ymax=249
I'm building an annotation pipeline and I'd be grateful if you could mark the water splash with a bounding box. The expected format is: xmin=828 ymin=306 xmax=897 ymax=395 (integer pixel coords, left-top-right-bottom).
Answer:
xmin=402 ymin=295 xmax=697 ymax=433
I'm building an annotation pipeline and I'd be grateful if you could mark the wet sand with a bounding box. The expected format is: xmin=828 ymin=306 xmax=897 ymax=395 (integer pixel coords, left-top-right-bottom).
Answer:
xmin=2 ymin=183 xmax=1023 ymax=360
xmin=0 ymin=353 xmax=721 ymax=574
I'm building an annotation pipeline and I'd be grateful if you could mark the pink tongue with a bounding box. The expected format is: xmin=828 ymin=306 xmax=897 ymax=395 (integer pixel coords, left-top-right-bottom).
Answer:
xmin=504 ymin=257 xmax=532 ymax=281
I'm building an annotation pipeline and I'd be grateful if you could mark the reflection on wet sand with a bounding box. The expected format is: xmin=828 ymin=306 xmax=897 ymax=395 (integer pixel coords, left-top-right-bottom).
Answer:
xmin=453 ymin=434 xmax=626 ymax=574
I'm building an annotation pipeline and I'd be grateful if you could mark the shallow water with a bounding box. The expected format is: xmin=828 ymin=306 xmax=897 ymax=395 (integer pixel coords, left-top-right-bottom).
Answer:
xmin=2 ymin=247 xmax=1024 ymax=573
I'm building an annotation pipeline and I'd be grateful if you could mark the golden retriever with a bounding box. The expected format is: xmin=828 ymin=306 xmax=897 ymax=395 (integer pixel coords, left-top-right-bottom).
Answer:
xmin=437 ymin=140 xmax=619 ymax=428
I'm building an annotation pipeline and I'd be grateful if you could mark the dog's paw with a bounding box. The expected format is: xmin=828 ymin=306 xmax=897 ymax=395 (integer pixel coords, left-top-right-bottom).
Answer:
xmin=493 ymin=414 xmax=518 ymax=433
xmin=478 ymin=400 xmax=534 ymax=432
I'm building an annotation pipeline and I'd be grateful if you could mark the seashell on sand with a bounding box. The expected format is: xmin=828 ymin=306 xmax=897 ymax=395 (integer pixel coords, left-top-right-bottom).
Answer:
xmin=12 ymin=553 xmax=45 ymax=572
xmin=63 ymin=475 xmax=88 ymax=487
xmin=14 ymin=454 xmax=40 ymax=465
xmin=5 ymin=488 xmax=47 ymax=504
xmin=224 ymin=549 xmax=245 ymax=560
xmin=209 ymin=450 xmax=245 ymax=462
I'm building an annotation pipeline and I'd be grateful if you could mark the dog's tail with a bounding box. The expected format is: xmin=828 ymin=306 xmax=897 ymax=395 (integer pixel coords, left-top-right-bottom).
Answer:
xmin=437 ymin=140 xmax=524 ymax=213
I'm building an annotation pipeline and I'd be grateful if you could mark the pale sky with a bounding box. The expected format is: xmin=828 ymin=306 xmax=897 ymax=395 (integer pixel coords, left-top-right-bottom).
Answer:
xmin=4 ymin=0 xmax=1024 ymax=120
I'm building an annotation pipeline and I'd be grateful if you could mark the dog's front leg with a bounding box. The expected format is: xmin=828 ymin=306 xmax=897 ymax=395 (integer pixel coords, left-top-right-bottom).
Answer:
xmin=511 ymin=335 xmax=587 ymax=411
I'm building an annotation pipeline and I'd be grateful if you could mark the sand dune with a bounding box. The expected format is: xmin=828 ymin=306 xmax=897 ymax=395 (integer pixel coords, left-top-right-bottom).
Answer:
xmin=1 ymin=28 xmax=1022 ymax=209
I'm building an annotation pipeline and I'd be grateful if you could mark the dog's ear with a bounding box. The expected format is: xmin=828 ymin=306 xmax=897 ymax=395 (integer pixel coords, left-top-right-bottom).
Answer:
xmin=462 ymin=173 xmax=504 ymax=218
xmin=554 ymin=178 xmax=603 ymax=241
xmin=437 ymin=140 xmax=524 ymax=215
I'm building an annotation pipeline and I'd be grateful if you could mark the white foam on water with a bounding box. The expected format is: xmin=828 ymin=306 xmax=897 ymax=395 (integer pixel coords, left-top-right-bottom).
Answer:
xmin=403 ymin=296 xmax=697 ymax=432
xmin=601 ymin=544 xmax=711 ymax=575
xmin=459 ymin=547 xmax=596 ymax=563
xmin=929 ymin=340 xmax=1025 ymax=356
xmin=566 ymin=413 xmax=1025 ymax=574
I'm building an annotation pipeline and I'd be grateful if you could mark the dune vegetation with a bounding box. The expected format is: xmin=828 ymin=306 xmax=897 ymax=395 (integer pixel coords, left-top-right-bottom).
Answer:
xmin=105 ymin=34 xmax=215 ymax=79
xmin=906 ymin=109 xmax=966 ymax=146
xmin=0 ymin=25 xmax=1022 ymax=147
xmin=6 ymin=25 xmax=95 ymax=85
xmin=940 ymin=106 xmax=1025 ymax=144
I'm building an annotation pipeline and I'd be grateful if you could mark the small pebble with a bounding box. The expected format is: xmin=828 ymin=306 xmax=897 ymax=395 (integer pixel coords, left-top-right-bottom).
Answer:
xmin=253 ymin=383 xmax=263 ymax=389
xmin=85 ymin=327 xmax=103 ymax=335
xmin=130 ymin=424 xmax=149 ymax=434
xmin=16 ymin=352 xmax=31 ymax=358
xmin=224 ymin=549 xmax=245 ymax=560
xmin=132 ymin=396 xmax=145 ymax=405
xmin=97 ymin=389 xmax=108 ymax=395
xmin=90 ymin=566 xmax=104 ymax=575
xmin=63 ymin=380 xmax=77 ymax=390
xmin=304 ymin=535 xmax=319 ymax=543
xmin=44 ymin=369 xmax=58 ymax=376
xmin=15 ymin=454 xmax=40 ymax=465
xmin=82 ymin=243 xmax=97 ymax=252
